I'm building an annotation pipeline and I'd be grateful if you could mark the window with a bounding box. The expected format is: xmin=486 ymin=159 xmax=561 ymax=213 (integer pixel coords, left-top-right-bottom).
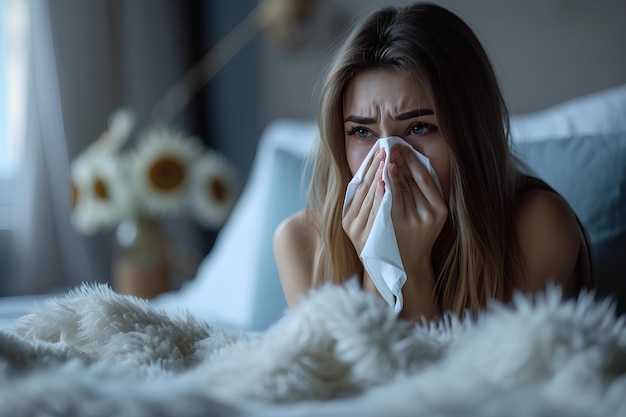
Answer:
xmin=0 ymin=0 xmax=28 ymax=230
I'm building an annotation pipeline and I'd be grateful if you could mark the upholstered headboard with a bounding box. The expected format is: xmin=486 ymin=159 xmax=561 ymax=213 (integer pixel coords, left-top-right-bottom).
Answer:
xmin=509 ymin=83 xmax=626 ymax=314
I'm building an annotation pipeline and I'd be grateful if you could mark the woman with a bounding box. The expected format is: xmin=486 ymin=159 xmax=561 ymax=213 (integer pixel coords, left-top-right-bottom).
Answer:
xmin=273 ymin=2 xmax=593 ymax=322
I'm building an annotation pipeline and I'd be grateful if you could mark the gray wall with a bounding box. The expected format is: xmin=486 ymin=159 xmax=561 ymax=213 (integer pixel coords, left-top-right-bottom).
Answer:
xmin=259 ymin=0 xmax=626 ymax=125
xmin=46 ymin=0 xmax=626 ymax=182
xmin=8 ymin=0 xmax=623 ymax=296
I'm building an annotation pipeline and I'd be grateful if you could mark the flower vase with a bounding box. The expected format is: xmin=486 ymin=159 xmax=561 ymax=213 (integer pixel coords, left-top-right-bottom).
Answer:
xmin=112 ymin=216 xmax=170 ymax=299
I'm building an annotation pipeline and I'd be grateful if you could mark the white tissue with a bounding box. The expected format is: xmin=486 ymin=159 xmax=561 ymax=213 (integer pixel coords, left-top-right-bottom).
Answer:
xmin=342 ymin=137 xmax=442 ymax=314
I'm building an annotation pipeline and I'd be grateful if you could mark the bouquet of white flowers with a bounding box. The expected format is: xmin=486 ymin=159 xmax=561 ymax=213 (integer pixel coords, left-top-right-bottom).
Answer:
xmin=69 ymin=108 xmax=239 ymax=236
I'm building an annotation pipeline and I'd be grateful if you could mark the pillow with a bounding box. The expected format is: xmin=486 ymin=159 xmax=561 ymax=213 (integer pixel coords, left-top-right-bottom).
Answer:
xmin=153 ymin=120 xmax=316 ymax=331
xmin=510 ymin=83 xmax=626 ymax=143
xmin=512 ymin=132 xmax=626 ymax=314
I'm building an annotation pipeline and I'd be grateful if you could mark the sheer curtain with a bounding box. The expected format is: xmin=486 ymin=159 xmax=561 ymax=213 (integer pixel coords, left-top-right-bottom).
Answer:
xmin=5 ymin=0 xmax=105 ymax=295
xmin=0 ymin=0 xmax=27 ymax=293
xmin=3 ymin=0 xmax=235 ymax=296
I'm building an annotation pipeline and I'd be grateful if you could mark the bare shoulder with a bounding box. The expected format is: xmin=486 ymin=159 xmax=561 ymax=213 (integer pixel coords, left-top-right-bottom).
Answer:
xmin=273 ymin=209 xmax=318 ymax=306
xmin=273 ymin=210 xmax=317 ymax=260
xmin=275 ymin=210 xmax=314 ymax=240
xmin=515 ymin=188 xmax=580 ymax=295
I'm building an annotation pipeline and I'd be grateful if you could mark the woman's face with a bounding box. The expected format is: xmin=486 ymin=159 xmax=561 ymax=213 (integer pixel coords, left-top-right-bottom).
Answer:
xmin=343 ymin=70 xmax=451 ymax=201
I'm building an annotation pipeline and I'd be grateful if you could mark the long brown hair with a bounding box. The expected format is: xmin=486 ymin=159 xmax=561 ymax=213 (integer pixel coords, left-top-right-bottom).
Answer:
xmin=308 ymin=3 xmax=524 ymax=315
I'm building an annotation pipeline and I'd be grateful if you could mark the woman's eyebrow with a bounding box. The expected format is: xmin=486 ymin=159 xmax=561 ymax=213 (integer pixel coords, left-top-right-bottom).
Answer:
xmin=344 ymin=115 xmax=376 ymax=124
xmin=344 ymin=108 xmax=434 ymax=124
xmin=395 ymin=108 xmax=434 ymax=120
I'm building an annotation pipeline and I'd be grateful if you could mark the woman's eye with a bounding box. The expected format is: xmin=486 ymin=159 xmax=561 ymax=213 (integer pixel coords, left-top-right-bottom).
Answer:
xmin=409 ymin=122 xmax=436 ymax=136
xmin=347 ymin=127 xmax=373 ymax=139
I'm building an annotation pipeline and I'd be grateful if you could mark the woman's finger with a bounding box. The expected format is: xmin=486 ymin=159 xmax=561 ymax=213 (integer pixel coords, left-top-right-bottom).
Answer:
xmin=358 ymin=155 xmax=385 ymax=218
xmin=366 ymin=178 xmax=385 ymax=231
xmin=342 ymin=149 xmax=386 ymax=254
xmin=388 ymin=160 xmax=408 ymax=217
xmin=401 ymin=147 xmax=445 ymax=209
xmin=389 ymin=146 xmax=419 ymax=214
xmin=394 ymin=146 xmax=428 ymax=213
xmin=352 ymin=148 xmax=385 ymax=208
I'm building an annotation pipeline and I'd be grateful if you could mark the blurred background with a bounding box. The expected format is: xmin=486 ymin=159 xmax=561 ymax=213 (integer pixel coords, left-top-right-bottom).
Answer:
xmin=0 ymin=0 xmax=625 ymax=298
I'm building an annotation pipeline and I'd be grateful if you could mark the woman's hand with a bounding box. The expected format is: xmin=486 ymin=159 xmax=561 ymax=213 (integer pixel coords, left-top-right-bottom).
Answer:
xmin=388 ymin=145 xmax=448 ymax=276
xmin=342 ymin=148 xmax=386 ymax=255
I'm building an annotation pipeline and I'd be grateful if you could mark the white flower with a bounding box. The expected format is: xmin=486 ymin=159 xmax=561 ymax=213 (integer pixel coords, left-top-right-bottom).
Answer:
xmin=130 ymin=126 xmax=202 ymax=217
xmin=70 ymin=151 xmax=133 ymax=235
xmin=188 ymin=150 xmax=239 ymax=229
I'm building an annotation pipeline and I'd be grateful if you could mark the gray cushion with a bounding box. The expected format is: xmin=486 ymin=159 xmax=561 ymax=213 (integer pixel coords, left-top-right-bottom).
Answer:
xmin=512 ymin=132 xmax=626 ymax=314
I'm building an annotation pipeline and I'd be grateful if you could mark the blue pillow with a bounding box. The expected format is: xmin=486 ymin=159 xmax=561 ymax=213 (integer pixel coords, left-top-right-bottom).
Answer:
xmin=512 ymin=132 xmax=626 ymax=314
xmin=251 ymin=148 xmax=310 ymax=328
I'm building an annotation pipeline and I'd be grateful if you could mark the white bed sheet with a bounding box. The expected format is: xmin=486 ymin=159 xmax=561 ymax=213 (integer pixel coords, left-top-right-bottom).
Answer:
xmin=0 ymin=293 xmax=57 ymax=330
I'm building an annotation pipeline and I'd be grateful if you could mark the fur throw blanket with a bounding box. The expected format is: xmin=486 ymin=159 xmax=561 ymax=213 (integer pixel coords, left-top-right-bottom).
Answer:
xmin=0 ymin=281 xmax=625 ymax=417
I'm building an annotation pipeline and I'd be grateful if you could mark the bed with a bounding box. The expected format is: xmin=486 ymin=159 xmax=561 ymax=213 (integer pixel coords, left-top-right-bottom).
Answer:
xmin=1 ymin=83 xmax=625 ymax=416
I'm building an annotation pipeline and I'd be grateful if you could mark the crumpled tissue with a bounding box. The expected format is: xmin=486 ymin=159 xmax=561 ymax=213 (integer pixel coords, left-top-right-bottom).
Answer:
xmin=342 ymin=136 xmax=442 ymax=313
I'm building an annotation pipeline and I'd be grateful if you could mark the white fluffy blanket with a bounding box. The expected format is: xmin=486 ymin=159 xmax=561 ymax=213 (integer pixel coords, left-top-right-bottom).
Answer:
xmin=1 ymin=281 xmax=625 ymax=417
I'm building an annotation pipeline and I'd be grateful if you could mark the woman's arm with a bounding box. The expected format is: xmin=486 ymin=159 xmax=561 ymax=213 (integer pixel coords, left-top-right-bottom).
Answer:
xmin=273 ymin=210 xmax=316 ymax=307
xmin=515 ymin=189 xmax=580 ymax=296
